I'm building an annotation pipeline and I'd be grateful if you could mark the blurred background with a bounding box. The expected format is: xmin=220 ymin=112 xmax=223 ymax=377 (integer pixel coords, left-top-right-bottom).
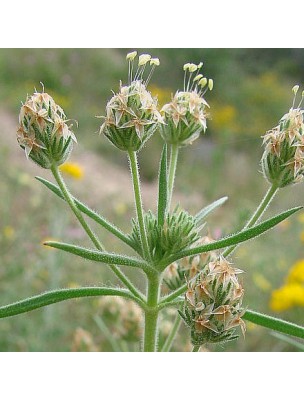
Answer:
xmin=0 ymin=48 xmax=304 ymax=352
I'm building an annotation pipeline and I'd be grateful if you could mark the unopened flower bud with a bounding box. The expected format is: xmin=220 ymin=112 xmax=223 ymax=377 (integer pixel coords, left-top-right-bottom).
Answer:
xmin=17 ymin=91 xmax=76 ymax=169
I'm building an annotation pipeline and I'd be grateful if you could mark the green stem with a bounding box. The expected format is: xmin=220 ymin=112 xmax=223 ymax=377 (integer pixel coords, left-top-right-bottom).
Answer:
xmin=128 ymin=150 xmax=151 ymax=261
xmin=0 ymin=287 xmax=144 ymax=318
xmin=143 ymin=273 xmax=160 ymax=352
xmin=51 ymin=164 xmax=144 ymax=302
xmin=167 ymin=144 xmax=179 ymax=210
xmin=192 ymin=345 xmax=200 ymax=352
xmin=243 ymin=309 xmax=304 ymax=339
xmin=223 ymin=183 xmax=278 ymax=257
xmin=161 ymin=308 xmax=182 ymax=352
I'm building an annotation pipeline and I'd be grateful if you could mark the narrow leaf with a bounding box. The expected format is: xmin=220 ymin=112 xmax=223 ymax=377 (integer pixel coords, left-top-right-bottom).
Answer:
xmin=161 ymin=206 xmax=302 ymax=267
xmin=44 ymin=241 xmax=149 ymax=271
xmin=195 ymin=196 xmax=228 ymax=223
xmin=157 ymin=144 xmax=168 ymax=226
xmin=244 ymin=309 xmax=304 ymax=339
xmin=35 ymin=176 xmax=135 ymax=250
xmin=0 ymin=287 xmax=143 ymax=319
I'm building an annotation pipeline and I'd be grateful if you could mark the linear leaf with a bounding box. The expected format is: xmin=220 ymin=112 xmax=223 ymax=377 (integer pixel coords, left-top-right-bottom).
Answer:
xmin=161 ymin=206 xmax=302 ymax=268
xmin=0 ymin=287 xmax=144 ymax=319
xmin=44 ymin=241 xmax=149 ymax=271
xmin=35 ymin=176 xmax=135 ymax=250
xmin=157 ymin=144 xmax=168 ymax=227
xmin=195 ymin=196 xmax=228 ymax=223
xmin=244 ymin=309 xmax=304 ymax=339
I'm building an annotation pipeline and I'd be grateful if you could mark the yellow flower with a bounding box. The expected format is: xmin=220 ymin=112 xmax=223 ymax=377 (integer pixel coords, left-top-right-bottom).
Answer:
xmin=287 ymin=259 xmax=304 ymax=284
xmin=59 ymin=162 xmax=84 ymax=179
xmin=269 ymin=283 xmax=304 ymax=312
xmin=3 ymin=226 xmax=15 ymax=240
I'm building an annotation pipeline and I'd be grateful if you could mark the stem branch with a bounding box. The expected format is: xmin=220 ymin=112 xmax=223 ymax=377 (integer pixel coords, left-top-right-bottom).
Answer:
xmin=128 ymin=151 xmax=151 ymax=261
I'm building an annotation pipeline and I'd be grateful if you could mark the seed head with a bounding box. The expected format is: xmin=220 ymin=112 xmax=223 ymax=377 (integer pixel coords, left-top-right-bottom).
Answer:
xmin=17 ymin=89 xmax=76 ymax=169
xmin=160 ymin=61 xmax=212 ymax=147
xmin=261 ymin=87 xmax=304 ymax=187
xmin=98 ymin=52 xmax=162 ymax=152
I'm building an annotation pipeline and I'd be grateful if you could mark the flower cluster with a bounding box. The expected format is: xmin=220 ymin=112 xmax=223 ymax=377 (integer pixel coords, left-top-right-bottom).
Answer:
xmin=179 ymin=256 xmax=246 ymax=345
xmin=129 ymin=208 xmax=200 ymax=263
xmin=17 ymin=90 xmax=77 ymax=169
xmin=270 ymin=259 xmax=304 ymax=312
xmin=163 ymin=234 xmax=217 ymax=290
xmin=160 ymin=62 xmax=213 ymax=147
xmin=99 ymin=52 xmax=163 ymax=152
xmin=261 ymin=86 xmax=304 ymax=188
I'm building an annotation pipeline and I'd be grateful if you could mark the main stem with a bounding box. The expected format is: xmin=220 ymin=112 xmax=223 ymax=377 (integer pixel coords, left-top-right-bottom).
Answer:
xmin=143 ymin=273 xmax=160 ymax=352
xmin=167 ymin=144 xmax=179 ymax=210
xmin=51 ymin=164 xmax=144 ymax=302
xmin=223 ymin=183 xmax=278 ymax=257
xmin=128 ymin=150 xmax=151 ymax=261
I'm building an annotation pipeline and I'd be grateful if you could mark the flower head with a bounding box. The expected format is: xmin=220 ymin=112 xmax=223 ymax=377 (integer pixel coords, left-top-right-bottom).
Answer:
xmin=160 ymin=61 xmax=213 ymax=147
xmin=180 ymin=256 xmax=245 ymax=345
xmin=261 ymin=86 xmax=304 ymax=187
xmin=98 ymin=52 xmax=162 ymax=152
xmin=17 ymin=89 xmax=76 ymax=169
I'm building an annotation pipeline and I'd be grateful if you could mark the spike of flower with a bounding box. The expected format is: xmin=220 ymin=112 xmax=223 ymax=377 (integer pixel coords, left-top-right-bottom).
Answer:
xmin=160 ymin=61 xmax=212 ymax=147
xmin=99 ymin=80 xmax=163 ymax=152
xmin=261 ymin=95 xmax=304 ymax=188
xmin=17 ymin=90 xmax=76 ymax=169
xmin=180 ymin=256 xmax=245 ymax=345
xmin=126 ymin=51 xmax=137 ymax=61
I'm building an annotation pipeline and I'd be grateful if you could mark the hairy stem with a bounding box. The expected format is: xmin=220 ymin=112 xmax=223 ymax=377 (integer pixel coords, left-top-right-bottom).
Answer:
xmin=223 ymin=183 xmax=278 ymax=257
xmin=143 ymin=273 xmax=160 ymax=351
xmin=51 ymin=165 xmax=144 ymax=301
xmin=128 ymin=150 xmax=151 ymax=261
xmin=167 ymin=144 xmax=179 ymax=210
xmin=161 ymin=308 xmax=182 ymax=352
